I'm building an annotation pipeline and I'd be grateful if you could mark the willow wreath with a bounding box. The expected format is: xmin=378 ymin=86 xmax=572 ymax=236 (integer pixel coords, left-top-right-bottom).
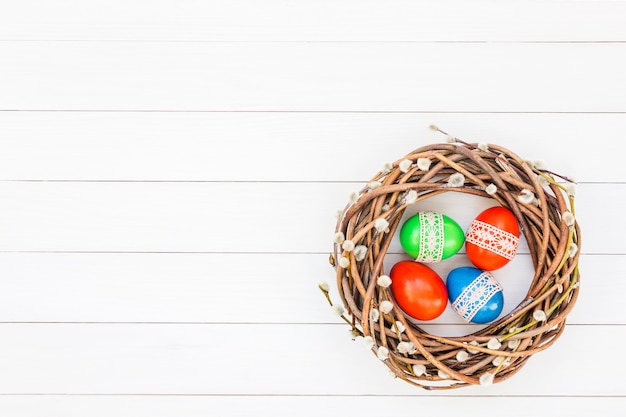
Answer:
xmin=320 ymin=127 xmax=580 ymax=389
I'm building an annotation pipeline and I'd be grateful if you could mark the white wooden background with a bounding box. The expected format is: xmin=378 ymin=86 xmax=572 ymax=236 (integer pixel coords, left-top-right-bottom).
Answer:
xmin=0 ymin=1 xmax=625 ymax=415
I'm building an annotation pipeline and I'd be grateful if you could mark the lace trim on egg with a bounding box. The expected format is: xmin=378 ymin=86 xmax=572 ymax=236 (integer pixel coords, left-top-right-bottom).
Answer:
xmin=452 ymin=272 xmax=503 ymax=322
xmin=416 ymin=211 xmax=444 ymax=263
xmin=466 ymin=219 xmax=519 ymax=260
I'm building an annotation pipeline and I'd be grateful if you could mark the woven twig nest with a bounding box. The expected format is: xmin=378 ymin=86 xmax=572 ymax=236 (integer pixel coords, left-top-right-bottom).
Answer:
xmin=324 ymin=130 xmax=581 ymax=389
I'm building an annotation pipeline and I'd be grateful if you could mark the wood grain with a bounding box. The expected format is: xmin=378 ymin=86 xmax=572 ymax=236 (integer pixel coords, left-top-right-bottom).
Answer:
xmin=0 ymin=181 xmax=615 ymax=253
xmin=1 ymin=0 xmax=625 ymax=42
xmin=0 ymin=323 xmax=620 ymax=396
xmin=0 ymin=112 xmax=620 ymax=182
xmin=1 ymin=42 xmax=625 ymax=112
xmin=0 ymin=253 xmax=616 ymax=325
xmin=0 ymin=396 xmax=622 ymax=417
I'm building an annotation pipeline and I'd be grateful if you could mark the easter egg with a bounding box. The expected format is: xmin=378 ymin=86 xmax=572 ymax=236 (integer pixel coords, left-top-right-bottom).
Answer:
xmin=399 ymin=211 xmax=465 ymax=263
xmin=446 ymin=266 xmax=504 ymax=324
xmin=389 ymin=260 xmax=448 ymax=321
xmin=465 ymin=206 xmax=520 ymax=271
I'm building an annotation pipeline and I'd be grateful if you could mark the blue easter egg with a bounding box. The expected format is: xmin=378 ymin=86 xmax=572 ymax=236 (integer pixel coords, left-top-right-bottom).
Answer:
xmin=446 ymin=267 xmax=504 ymax=324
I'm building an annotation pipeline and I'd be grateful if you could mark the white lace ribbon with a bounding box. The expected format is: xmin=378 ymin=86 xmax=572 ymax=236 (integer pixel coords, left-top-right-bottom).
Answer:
xmin=466 ymin=219 xmax=519 ymax=260
xmin=452 ymin=271 xmax=503 ymax=322
xmin=416 ymin=211 xmax=444 ymax=263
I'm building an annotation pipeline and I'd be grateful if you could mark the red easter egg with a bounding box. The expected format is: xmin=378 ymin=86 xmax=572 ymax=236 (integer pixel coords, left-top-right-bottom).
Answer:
xmin=389 ymin=260 xmax=448 ymax=321
xmin=465 ymin=206 xmax=520 ymax=271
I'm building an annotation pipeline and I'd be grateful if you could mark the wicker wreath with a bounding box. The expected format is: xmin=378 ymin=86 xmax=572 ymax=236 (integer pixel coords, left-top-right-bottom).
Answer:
xmin=320 ymin=127 xmax=581 ymax=389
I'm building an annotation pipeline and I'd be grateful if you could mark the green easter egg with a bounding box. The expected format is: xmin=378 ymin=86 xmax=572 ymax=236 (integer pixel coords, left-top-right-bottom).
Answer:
xmin=399 ymin=211 xmax=465 ymax=262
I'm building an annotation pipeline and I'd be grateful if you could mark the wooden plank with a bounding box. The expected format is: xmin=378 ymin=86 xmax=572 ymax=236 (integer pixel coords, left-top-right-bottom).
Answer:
xmin=0 ymin=0 xmax=625 ymax=42
xmin=0 ymin=182 xmax=604 ymax=254
xmin=0 ymin=395 xmax=623 ymax=417
xmin=0 ymin=111 xmax=617 ymax=183
xmin=0 ymin=181 xmax=609 ymax=253
xmin=0 ymin=253 xmax=610 ymax=324
xmin=1 ymin=42 xmax=625 ymax=112
xmin=0 ymin=323 xmax=621 ymax=396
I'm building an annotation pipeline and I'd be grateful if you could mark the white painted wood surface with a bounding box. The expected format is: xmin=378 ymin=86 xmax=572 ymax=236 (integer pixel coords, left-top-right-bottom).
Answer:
xmin=1 ymin=1 xmax=624 ymax=415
